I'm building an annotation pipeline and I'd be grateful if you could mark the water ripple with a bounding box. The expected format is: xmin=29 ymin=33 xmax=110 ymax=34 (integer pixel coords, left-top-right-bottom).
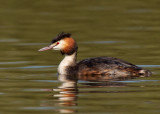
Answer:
xmin=113 ymin=80 xmax=159 ymax=83
xmin=126 ymin=9 xmax=152 ymax=13
xmin=0 ymin=65 xmax=56 ymax=70
xmin=80 ymin=41 xmax=120 ymax=44
xmin=17 ymin=43 xmax=48 ymax=46
xmin=23 ymin=88 xmax=52 ymax=92
xmin=22 ymin=106 xmax=56 ymax=110
xmin=0 ymin=39 xmax=19 ymax=42
xmin=0 ymin=92 xmax=5 ymax=95
xmin=138 ymin=65 xmax=160 ymax=68
xmin=0 ymin=61 xmax=28 ymax=65
xmin=31 ymin=80 xmax=58 ymax=83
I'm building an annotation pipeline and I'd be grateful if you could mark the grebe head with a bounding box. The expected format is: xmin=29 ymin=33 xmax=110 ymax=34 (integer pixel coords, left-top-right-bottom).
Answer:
xmin=39 ymin=32 xmax=78 ymax=55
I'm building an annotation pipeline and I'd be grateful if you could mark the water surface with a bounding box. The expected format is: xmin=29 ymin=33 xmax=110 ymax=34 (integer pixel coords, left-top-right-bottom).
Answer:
xmin=0 ymin=0 xmax=160 ymax=114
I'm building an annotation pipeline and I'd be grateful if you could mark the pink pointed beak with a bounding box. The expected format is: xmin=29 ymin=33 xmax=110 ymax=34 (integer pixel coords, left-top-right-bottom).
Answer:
xmin=38 ymin=42 xmax=57 ymax=51
xmin=38 ymin=46 xmax=52 ymax=51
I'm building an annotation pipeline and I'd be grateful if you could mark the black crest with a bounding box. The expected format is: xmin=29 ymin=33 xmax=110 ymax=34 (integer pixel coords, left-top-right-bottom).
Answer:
xmin=51 ymin=32 xmax=71 ymax=44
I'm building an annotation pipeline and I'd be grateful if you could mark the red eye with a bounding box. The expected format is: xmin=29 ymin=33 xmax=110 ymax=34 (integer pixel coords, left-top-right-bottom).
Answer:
xmin=56 ymin=42 xmax=59 ymax=45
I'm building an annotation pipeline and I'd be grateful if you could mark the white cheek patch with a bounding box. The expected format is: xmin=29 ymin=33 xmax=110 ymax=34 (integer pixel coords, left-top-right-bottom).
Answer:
xmin=53 ymin=45 xmax=60 ymax=50
xmin=53 ymin=40 xmax=65 ymax=50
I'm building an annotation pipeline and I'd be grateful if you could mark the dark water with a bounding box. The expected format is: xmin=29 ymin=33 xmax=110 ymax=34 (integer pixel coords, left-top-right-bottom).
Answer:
xmin=0 ymin=0 xmax=160 ymax=113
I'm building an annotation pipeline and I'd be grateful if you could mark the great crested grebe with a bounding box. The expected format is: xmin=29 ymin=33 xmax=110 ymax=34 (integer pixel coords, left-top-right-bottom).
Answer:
xmin=39 ymin=32 xmax=151 ymax=77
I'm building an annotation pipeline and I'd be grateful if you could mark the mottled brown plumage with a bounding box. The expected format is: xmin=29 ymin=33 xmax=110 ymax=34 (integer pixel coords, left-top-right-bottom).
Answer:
xmin=67 ymin=56 xmax=151 ymax=77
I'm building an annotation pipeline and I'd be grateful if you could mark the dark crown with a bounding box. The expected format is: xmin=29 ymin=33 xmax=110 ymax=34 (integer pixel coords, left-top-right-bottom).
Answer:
xmin=51 ymin=32 xmax=71 ymax=44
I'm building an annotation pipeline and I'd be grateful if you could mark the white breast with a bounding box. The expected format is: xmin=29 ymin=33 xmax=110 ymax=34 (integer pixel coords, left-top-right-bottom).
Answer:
xmin=58 ymin=53 xmax=76 ymax=74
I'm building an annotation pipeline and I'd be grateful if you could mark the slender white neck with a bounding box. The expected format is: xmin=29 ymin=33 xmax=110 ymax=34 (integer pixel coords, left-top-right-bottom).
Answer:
xmin=58 ymin=52 xmax=77 ymax=75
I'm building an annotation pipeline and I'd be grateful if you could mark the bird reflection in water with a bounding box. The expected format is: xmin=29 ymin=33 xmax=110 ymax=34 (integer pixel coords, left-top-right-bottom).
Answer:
xmin=53 ymin=74 xmax=78 ymax=113
xmin=53 ymin=73 xmax=147 ymax=113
